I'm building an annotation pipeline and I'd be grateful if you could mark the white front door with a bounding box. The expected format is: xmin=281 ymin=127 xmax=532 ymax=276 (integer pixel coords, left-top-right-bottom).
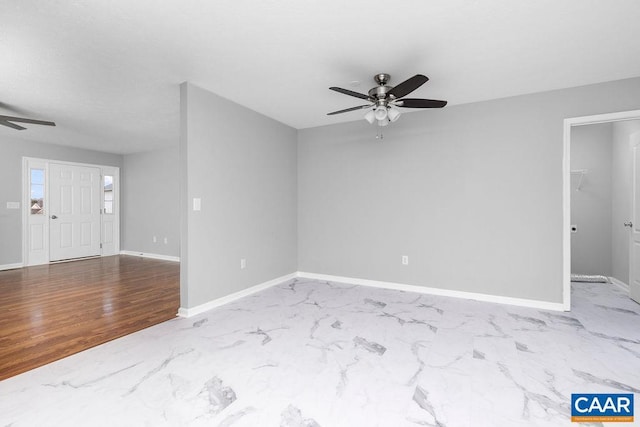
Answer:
xmin=630 ymin=142 xmax=640 ymax=304
xmin=49 ymin=163 xmax=102 ymax=261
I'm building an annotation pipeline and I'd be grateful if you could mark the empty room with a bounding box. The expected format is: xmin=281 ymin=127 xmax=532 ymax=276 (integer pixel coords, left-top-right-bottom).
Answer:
xmin=1 ymin=1 xmax=640 ymax=426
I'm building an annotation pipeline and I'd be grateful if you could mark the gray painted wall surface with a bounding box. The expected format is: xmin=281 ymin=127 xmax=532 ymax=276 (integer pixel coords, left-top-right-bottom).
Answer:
xmin=0 ymin=136 xmax=122 ymax=265
xmin=611 ymin=120 xmax=640 ymax=284
xmin=180 ymin=83 xmax=297 ymax=308
xmin=122 ymin=147 xmax=180 ymax=257
xmin=298 ymin=77 xmax=640 ymax=304
xmin=570 ymin=123 xmax=612 ymax=276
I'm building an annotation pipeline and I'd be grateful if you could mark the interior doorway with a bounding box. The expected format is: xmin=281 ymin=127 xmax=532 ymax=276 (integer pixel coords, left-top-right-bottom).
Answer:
xmin=563 ymin=110 xmax=640 ymax=310
xmin=22 ymin=157 xmax=120 ymax=265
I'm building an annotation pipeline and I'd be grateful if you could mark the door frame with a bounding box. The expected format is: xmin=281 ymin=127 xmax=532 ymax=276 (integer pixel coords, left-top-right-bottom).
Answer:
xmin=563 ymin=109 xmax=640 ymax=310
xmin=22 ymin=157 xmax=120 ymax=266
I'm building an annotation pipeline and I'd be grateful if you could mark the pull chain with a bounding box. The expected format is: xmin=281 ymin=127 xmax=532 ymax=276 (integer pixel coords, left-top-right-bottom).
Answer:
xmin=376 ymin=122 xmax=384 ymax=140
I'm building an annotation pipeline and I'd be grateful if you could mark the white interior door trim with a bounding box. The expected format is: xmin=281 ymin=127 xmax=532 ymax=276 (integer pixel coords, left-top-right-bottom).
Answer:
xmin=22 ymin=157 xmax=120 ymax=266
xmin=630 ymin=134 xmax=640 ymax=304
xmin=563 ymin=109 xmax=640 ymax=311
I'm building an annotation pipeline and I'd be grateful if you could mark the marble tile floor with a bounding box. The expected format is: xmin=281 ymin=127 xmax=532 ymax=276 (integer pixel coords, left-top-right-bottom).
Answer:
xmin=1 ymin=278 xmax=639 ymax=427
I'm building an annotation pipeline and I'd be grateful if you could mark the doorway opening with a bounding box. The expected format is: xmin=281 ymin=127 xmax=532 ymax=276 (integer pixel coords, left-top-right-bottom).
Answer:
xmin=22 ymin=157 xmax=120 ymax=266
xmin=563 ymin=110 xmax=640 ymax=310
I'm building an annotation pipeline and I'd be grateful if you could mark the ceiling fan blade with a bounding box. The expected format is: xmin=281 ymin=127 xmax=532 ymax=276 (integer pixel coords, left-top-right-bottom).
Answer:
xmin=329 ymin=87 xmax=371 ymax=100
xmin=0 ymin=119 xmax=27 ymax=130
xmin=327 ymin=104 xmax=372 ymax=116
xmin=387 ymin=74 xmax=429 ymax=99
xmin=0 ymin=102 xmax=31 ymax=115
xmin=0 ymin=115 xmax=56 ymax=126
xmin=396 ymin=98 xmax=447 ymax=108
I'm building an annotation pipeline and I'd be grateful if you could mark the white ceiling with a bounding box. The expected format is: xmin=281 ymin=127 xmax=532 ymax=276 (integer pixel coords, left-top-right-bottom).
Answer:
xmin=2 ymin=0 xmax=640 ymax=154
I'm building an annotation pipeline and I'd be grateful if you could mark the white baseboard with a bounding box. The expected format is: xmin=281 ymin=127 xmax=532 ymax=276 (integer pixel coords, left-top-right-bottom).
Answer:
xmin=120 ymin=250 xmax=180 ymax=262
xmin=176 ymin=270 xmax=565 ymax=318
xmin=297 ymin=272 xmax=566 ymax=312
xmin=177 ymin=272 xmax=297 ymax=318
xmin=609 ymin=277 xmax=629 ymax=292
xmin=0 ymin=262 xmax=23 ymax=271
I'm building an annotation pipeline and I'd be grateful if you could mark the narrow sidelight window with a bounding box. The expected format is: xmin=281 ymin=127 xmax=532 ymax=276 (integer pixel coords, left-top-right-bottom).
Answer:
xmin=104 ymin=175 xmax=113 ymax=214
xmin=30 ymin=169 xmax=44 ymax=214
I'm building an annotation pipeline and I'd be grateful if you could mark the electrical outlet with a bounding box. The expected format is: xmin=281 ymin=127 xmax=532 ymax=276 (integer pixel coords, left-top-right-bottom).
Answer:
xmin=402 ymin=255 xmax=409 ymax=265
xmin=153 ymin=236 xmax=157 ymax=243
xmin=164 ymin=237 xmax=168 ymax=244
xmin=240 ymin=258 xmax=246 ymax=269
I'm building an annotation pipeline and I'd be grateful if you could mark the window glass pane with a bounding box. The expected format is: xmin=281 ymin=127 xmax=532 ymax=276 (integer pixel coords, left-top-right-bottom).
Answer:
xmin=104 ymin=175 xmax=113 ymax=214
xmin=30 ymin=169 xmax=44 ymax=215
xmin=31 ymin=169 xmax=44 ymax=185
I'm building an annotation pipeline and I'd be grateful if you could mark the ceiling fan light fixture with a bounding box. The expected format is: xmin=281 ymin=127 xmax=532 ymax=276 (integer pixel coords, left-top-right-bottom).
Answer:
xmin=378 ymin=118 xmax=390 ymax=127
xmin=387 ymin=106 xmax=401 ymax=122
xmin=374 ymin=105 xmax=388 ymax=121
xmin=364 ymin=109 xmax=376 ymax=124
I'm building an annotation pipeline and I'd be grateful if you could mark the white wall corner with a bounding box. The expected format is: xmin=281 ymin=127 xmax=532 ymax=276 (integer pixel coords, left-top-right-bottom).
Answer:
xmin=177 ymin=272 xmax=297 ymax=318
xmin=296 ymin=271 xmax=566 ymax=312
xmin=120 ymin=250 xmax=180 ymax=262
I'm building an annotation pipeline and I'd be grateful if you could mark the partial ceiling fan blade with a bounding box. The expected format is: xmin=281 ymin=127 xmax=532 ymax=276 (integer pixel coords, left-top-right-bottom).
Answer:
xmin=0 ymin=120 xmax=26 ymax=130
xmin=396 ymin=98 xmax=447 ymax=108
xmin=0 ymin=102 xmax=31 ymax=115
xmin=0 ymin=115 xmax=56 ymax=126
xmin=387 ymin=74 xmax=429 ymax=99
xmin=329 ymin=87 xmax=371 ymax=100
xmin=327 ymin=104 xmax=372 ymax=116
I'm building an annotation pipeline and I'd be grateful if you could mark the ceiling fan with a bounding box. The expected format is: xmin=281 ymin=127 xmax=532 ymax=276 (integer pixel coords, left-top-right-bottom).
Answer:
xmin=327 ymin=73 xmax=447 ymax=127
xmin=0 ymin=114 xmax=56 ymax=131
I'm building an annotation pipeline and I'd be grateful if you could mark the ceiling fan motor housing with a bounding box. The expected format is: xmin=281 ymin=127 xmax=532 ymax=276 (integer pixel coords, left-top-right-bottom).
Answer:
xmin=369 ymin=73 xmax=395 ymax=107
xmin=369 ymin=85 xmax=393 ymax=101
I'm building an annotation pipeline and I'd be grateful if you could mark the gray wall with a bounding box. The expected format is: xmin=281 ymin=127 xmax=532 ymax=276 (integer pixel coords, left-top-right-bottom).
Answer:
xmin=298 ymin=77 xmax=640 ymax=304
xmin=0 ymin=136 xmax=122 ymax=266
xmin=611 ymin=120 xmax=640 ymax=284
xmin=122 ymin=147 xmax=180 ymax=257
xmin=570 ymin=123 xmax=613 ymax=276
xmin=180 ymin=82 xmax=298 ymax=308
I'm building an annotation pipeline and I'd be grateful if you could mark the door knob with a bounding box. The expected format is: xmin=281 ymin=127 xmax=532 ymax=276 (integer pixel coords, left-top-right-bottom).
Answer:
xmin=51 ymin=215 xmax=58 ymax=219
xmin=624 ymin=221 xmax=633 ymax=228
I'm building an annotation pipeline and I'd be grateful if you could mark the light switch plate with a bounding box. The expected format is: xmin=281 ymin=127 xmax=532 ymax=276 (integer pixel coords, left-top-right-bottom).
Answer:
xmin=6 ymin=202 xmax=20 ymax=209
xmin=193 ymin=198 xmax=201 ymax=211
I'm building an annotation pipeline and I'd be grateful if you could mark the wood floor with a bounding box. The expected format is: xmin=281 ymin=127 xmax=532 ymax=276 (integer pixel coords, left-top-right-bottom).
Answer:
xmin=0 ymin=255 xmax=180 ymax=381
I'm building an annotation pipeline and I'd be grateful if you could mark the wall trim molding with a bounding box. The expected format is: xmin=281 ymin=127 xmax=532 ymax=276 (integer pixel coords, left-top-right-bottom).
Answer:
xmin=177 ymin=272 xmax=297 ymax=318
xmin=176 ymin=269 xmax=567 ymax=319
xmin=297 ymin=271 xmax=566 ymax=312
xmin=609 ymin=276 xmax=630 ymax=292
xmin=119 ymin=250 xmax=180 ymax=262
xmin=0 ymin=262 xmax=23 ymax=271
